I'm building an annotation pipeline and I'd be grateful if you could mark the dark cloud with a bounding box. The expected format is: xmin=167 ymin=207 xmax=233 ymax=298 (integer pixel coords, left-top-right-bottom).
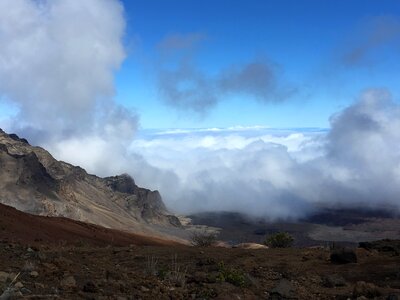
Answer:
xmin=341 ymin=16 xmax=400 ymax=66
xmin=158 ymin=33 xmax=206 ymax=52
xmin=158 ymin=63 xmax=217 ymax=113
xmin=218 ymin=61 xmax=296 ymax=102
xmin=156 ymin=33 xmax=296 ymax=113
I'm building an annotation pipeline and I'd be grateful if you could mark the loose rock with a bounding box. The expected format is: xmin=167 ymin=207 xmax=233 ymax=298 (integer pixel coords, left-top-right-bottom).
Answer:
xmin=322 ymin=274 xmax=346 ymax=287
xmin=270 ymin=278 xmax=296 ymax=299
xmin=0 ymin=272 xmax=9 ymax=283
xmin=60 ymin=275 xmax=76 ymax=289
xmin=30 ymin=271 xmax=38 ymax=278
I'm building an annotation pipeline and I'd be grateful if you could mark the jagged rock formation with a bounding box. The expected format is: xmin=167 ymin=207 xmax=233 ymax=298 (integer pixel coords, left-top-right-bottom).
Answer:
xmin=0 ymin=128 xmax=181 ymax=238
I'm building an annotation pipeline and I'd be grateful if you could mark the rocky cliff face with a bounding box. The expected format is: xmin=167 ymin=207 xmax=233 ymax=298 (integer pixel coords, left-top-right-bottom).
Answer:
xmin=0 ymin=128 xmax=181 ymax=237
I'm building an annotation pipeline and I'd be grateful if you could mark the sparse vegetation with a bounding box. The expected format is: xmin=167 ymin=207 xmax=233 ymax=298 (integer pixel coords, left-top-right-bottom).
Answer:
xmin=145 ymin=255 xmax=159 ymax=276
xmin=145 ymin=254 xmax=187 ymax=287
xmin=167 ymin=254 xmax=187 ymax=287
xmin=190 ymin=230 xmax=218 ymax=247
xmin=216 ymin=262 xmax=247 ymax=287
xmin=264 ymin=232 xmax=294 ymax=248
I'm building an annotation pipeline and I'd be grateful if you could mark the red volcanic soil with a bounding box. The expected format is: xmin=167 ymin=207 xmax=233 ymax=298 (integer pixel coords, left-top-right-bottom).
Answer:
xmin=0 ymin=203 xmax=178 ymax=247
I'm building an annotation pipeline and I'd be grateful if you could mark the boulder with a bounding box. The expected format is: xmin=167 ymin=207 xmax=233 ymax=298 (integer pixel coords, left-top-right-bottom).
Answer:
xmin=270 ymin=278 xmax=296 ymax=299
xmin=322 ymin=274 xmax=346 ymax=287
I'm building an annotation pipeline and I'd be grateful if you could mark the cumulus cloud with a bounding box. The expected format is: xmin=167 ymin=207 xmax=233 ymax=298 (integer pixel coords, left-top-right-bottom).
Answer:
xmin=341 ymin=15 xmax=400 ymax=66
xmin=157 ymin=33 xmax=296 ymax=114
xmin=123 ymin=89 xmax=400 ymax=219
xmin=0 ymin=0 xmax=132 ymax=140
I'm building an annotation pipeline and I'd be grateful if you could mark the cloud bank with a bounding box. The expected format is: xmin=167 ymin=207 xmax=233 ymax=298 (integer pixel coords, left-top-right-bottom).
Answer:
xmin=122 ymin=89 xmax=400 ymax=219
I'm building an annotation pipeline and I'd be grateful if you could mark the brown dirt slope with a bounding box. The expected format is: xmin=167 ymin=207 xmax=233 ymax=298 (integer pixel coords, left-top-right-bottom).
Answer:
xmin=0 ymin=203 xmax=178 ymax=247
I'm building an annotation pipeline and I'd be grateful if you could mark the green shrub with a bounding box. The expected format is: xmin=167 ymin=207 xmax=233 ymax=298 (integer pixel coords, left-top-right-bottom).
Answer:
xmin=264 ymin=232 xmax=294 ymax=248
xmin=217 ymin=262 xmax=246 ymax=287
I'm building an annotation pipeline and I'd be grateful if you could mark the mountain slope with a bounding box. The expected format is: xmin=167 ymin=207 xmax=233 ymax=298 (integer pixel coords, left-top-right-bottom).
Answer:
xmin=0 ymin=203 xmax=179 ymax=246
xmin=0 ymin=128 xmax=182 ymax=239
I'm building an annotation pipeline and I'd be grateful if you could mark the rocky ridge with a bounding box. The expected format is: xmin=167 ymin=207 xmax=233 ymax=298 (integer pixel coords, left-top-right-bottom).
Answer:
xmin=0 ymin=128 xmax=182 ymax=239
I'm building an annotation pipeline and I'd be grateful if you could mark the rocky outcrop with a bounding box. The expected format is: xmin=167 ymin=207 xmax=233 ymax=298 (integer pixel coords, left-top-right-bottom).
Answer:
xmin=0 ymin=129 xmax=181 ymax=238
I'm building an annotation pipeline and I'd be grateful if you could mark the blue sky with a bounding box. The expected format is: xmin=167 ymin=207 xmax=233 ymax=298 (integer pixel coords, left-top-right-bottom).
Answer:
xmin=115 ymin=0 xmax=400 ymax=129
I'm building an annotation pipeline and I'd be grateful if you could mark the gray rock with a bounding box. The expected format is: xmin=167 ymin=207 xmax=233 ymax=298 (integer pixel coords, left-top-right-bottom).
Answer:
xmin=0 ymin=288 xmax=22 ymax=300
xmin=322 ymin=274 xmax=346 ymax=287
xmin=270 ymin=278 xmax=296 ymax=299
xmin=20 ymin=287 xmax=31 ymax=295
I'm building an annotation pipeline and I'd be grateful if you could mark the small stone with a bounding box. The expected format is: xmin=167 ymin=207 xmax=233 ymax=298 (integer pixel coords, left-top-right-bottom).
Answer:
xmin=0 ymin=271 xmax=10 ymax=283
xmin=322 ymin=274 xmax=346 ymax=287
xmin=34 ymin=282 xmax=45 ymax=289
xmin=140 ymin=286 xmax=150 ymax=292
xmin=270 ymin=278 xmax=296 ymax=299
xmin=60 ymin=275 xmax=76 ymax=289
xmin=42 ymin=263 xmax=57 ymax=271
xmin=30 ymin=271 xmax=39 ymax=278
xmin=14 ymin=282 xmax=24 ymax=289
xmin=20 ymin=287 xmax=31 ymax=295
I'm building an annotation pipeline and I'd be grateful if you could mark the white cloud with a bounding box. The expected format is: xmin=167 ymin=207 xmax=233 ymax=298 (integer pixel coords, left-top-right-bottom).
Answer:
xmin=0 ymin=0 xmax=128 ymax=137
xmin=118 ymin=89 xmax=400 ymax=219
